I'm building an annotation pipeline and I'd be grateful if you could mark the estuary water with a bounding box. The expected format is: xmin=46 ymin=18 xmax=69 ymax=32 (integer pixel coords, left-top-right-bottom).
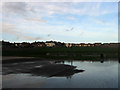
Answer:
xmin=2 ymin=60 xmax=118 ymax=88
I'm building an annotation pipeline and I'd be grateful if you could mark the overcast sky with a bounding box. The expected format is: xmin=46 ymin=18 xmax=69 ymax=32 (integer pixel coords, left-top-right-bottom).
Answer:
xmin=1 ymin=2 xmax=118 ymax=43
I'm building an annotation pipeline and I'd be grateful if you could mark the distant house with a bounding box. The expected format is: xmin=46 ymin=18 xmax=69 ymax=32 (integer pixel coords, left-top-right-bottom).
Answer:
xmin=65 ymin=43 xmax=72 ymax=47
xmin=13 ymin=42 xmax=31 ymax=48
xmin=101 ymin=43 xmax=110 ymax=47
xmin=54 ymin=41 xmax=65 ymax=47
xmin=21 ymin=42 xmax=31 ymax=48
xmin=2 ymin=40 xmax=120 ymax=48
xmin=72 ymin=43 xmax=82 ymax=47
xmin=80 ymin=43 xmax=86 ymax=47
xmin=69 ymin=43 xmax=94 ymax=47
xmin=45 ymin=41 xmax=56 ymax=47
xmin=72 ymin=44 xmax=79 ymax=47
xmin=31 ymin=42 xmax=45 ymax=47
xmin=14 ymin=43 xmax=21 ymax=47
xmin=94 ymin=43 xmax=102 ymax=47
xmin=87 ymin=43 xmax=94 ymax=47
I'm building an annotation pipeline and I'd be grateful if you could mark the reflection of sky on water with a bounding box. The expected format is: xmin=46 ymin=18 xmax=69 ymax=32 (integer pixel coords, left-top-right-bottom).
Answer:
xmin=61 ymin=61 xmax=118 ymax=88
xmin=3 ymin=60 xmax=118 ymax=88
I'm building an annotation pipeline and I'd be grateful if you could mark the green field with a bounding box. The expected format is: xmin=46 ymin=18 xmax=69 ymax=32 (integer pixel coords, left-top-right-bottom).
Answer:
xmin=2 ymin=47 xmax=118 ymax=60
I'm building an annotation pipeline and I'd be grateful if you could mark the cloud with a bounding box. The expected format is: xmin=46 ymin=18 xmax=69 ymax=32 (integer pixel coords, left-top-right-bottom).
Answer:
xmin=16 ymin=35 xmax=43 ymax=41
xmin=25 ymin=17 xmax=46 ymax=23
xmin=2 ymin=2 xmax=117 ymax=18
xmin=3 ymin=2 xmax=47 ymax=23
xmin=0 ymin=2 xmax=2 ymax=13
xmin=67 ymin=16 xmax=76 ymax=20
xmin=2 ymin=22 xmax=44 ymax=41
xmin=94 ymin=19 xmax=113 ymax=26
xmin=3 ymin=2 xmax=28 ymax=16
xmin=1 ymin=2 xmax=117 ymax=42
xmin=2 ymin=22 xmax=16 ymax=34
xmin=31 ymin=2 xmax=116 ymax=16
xmin=8 ymin=2 xmax=115 ymax=17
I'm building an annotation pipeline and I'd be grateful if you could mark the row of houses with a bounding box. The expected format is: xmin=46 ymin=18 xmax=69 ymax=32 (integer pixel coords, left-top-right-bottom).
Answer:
xmin=66 ymin=43 xmax=120 ymax=47
xmin=2 ymin=41 xmax=120 ymax=48
xmin=2 ymin=41 xmax=65 ymax=48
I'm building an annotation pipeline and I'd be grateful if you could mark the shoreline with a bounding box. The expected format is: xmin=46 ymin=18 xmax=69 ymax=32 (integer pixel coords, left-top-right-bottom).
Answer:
xmin=2 ymin=56 xmax=35 ymax=61
xmin=1 ymin=56 xmax=118 ymax=64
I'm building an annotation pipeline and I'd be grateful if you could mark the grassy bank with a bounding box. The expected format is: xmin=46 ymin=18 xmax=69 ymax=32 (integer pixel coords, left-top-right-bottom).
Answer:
xmin=2 ymin=47 xmax=118 ymax=60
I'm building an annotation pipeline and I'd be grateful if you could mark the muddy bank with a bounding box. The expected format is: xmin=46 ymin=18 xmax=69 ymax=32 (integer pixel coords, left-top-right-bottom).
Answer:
xmin=2 ymin=60 xmax=84 ymax=77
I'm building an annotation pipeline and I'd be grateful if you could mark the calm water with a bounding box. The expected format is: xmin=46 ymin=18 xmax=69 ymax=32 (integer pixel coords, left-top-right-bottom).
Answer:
xmin=2 ymin=60 xmax=118 ymax=88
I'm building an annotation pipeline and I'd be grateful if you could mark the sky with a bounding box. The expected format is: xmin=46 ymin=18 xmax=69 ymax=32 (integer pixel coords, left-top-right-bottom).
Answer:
xmin=1 ymin=2 xmax=118 ymax=43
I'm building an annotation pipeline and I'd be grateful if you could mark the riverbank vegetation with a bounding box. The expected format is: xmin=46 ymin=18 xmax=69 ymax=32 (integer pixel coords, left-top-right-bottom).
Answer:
xmin=2 ymin=46 xmax=118 ymax=60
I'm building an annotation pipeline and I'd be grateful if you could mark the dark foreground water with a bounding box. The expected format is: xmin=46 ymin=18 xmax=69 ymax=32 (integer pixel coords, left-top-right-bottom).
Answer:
xmin=2 ymin=60 xmax=118 ymax=88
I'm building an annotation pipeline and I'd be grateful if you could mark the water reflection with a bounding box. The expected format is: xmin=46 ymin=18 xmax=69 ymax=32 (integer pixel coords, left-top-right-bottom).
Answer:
xmin=2 ymin=60 xmax=118 ymax=88
xmin=100 ymin=60 xmax=104 ymax=63
xmin=55 ymin=60 xmax=73 ymax=65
